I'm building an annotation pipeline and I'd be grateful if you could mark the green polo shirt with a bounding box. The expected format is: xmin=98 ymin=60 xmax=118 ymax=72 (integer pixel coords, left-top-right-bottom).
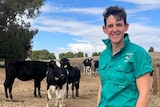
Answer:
xmin=98 ymin=34 xmax=153 ymax=107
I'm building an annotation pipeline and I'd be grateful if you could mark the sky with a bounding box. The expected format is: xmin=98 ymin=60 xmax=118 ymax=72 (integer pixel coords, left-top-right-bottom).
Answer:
xmin=30 ymin=0 xmax=160 ymax=59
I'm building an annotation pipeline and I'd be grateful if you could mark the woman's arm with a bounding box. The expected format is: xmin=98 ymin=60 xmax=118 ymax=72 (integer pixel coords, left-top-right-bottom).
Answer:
xmin=136 ymin=72 xmax=151 ymax=107
xmin=97 ymin=85 xmax=102 ymax=106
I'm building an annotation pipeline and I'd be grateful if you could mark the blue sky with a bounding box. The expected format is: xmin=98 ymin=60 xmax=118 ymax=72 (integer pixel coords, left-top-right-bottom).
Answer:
xmin=30 ymin=0 xmax=160 ymax=59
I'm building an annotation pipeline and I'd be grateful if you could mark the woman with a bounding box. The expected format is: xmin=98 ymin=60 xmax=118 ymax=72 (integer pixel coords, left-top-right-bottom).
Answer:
xmin=97 ymin=6 xmax=153 ymax=107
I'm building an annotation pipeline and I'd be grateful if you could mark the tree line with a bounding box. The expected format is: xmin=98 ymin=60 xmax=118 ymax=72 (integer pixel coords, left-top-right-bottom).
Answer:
xmin=29 ymin=50 xmax=100 ymax=60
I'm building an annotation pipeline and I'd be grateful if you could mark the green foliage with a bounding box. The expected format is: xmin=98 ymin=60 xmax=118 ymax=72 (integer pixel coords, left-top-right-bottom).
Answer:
xmin=59 ymin=51 xmax=84 ymax=59
xmin=92 ymin=52 xmax=100 ymax=56
xmin=84 ymin=53 xmax=88 ymax=57
xmin=76 ymin=52 xmax=84 ymax=58
xmin=148 ymin=47 xmax=154 ymax=52
xmin=30 ymin=50 xmax=56 ymax=60
xmin=0 ymin=0 xmax=45 ymax=59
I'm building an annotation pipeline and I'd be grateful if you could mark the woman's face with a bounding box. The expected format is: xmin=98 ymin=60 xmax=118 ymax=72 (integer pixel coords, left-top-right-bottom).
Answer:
xmin=103 ymin=15 xmax=129 ymax=45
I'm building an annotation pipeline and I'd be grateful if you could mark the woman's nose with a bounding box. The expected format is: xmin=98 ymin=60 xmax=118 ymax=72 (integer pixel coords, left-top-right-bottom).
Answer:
xmin=112 ymin=25 xmax=118 ymax=31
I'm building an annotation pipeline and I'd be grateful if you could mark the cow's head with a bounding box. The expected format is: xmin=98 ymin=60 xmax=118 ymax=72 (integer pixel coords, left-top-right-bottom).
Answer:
xmin=48 ymin=60 xmax=66 ymax=80
xmin=60 ymin=58 xmax=70 ymax=69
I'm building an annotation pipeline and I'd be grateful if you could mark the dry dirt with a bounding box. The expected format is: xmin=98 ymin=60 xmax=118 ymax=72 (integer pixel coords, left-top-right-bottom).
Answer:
xmin=0 ymin=68 xmax=160 ymax=107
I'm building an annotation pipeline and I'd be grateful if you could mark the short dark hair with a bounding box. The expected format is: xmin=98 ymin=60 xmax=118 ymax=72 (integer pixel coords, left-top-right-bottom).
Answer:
xmin=103 ymin=6 xmax=127 ymax=26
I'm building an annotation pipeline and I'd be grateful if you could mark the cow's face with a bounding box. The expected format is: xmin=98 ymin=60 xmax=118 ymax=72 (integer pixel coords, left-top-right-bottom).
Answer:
xmin=60 ymin=58 xmax=70 ymax=69
xmin=48 ymin=60 xmax=65 ymax=80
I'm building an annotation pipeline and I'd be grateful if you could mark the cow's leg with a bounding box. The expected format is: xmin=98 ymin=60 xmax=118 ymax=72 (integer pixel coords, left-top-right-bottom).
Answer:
xmin=34 ymin=79 xmax=38 ymax=97
xmin=89 ymin=67 xmax=92 ymax=75
xmin=34 ymin=79 xmax=42 ymax=97
xmin=86 ymin=66 xmax=89 ymax=75
xmin=38 ymin=85 xmax=41 ymax=97
xmin=87 ymin=66 xmax=91 ymax=75
xmin=59 ymin=84 xmax=66 ymax=107
xmin=55 ymin=90 xmax=59 ymax=107
xmin=66 ymin=83 xmax=69 ymax=98
xmin=59 ymin=98 xmax=65 ymax=107
xmin=83 ymin=66 xmax=86 ymax=74
xmin=46 ymin=85 xmax=56 ymax=107
xmin=75 ymin=82 xmax=80 ymax=97
xmin=60 ymin=83 xmax=66 ymax=107
xmin=37 ymin=81 xmax=41 ymax=97
xmin=8 ymin=77 xmax=15 ymax=99
xmin=4 ymin=80 xmax=9 ymax=98
xmin=4 ymin=75 xmax=15 ymax=99
xmin=71 ymin=83 xmax=75 ymax=98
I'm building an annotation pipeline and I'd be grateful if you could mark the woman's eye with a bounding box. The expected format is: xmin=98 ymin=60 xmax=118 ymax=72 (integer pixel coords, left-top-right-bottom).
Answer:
xmin=117 ymin=24 xmax=123 ymax=27
xmin=107 ymin=24 xmax=113 ymax=28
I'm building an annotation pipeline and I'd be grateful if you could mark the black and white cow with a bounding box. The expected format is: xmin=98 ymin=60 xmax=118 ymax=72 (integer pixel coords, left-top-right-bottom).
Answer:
xmin=60 ymin=58 xmax=81 ymax=98
xmin=83 ymin=58 xmax=93 ymax=75
xmin=46 ymin=60 xmax=68 ymax=107
xmin=4 ymin=59 xmax=48 ymax=99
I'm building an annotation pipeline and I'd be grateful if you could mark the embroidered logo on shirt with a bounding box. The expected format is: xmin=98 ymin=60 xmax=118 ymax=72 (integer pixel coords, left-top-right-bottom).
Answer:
xmin=124 ymin=53 xmax=133 ymax=62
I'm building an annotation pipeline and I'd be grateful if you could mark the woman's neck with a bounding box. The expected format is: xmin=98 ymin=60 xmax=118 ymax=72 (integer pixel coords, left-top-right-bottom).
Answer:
xmin=112 ymin=42 xmax=124 ymax=54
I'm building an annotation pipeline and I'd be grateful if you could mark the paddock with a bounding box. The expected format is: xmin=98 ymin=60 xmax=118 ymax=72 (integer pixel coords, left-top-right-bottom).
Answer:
xmin=0 ymin=53 xmax=160 ymax=106
xmin=0 ymin=67 xmax=159 ymax=107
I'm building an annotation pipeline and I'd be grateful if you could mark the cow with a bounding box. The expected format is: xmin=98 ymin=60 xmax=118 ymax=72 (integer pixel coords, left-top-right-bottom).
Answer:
xmin=93 ymin=60 xmax=99 ymax=76
xmin=94 ymin=60 xmax=99 ymax=72
xmin=4 ymin=59 xmax=48 ymax=99
xmin=83 ymin=58 xmax=93 ymax=75
xmin=46 ymin=60 xmax=68 ymax=107
xmin=60 ymin=58 xmax=81 ymax=98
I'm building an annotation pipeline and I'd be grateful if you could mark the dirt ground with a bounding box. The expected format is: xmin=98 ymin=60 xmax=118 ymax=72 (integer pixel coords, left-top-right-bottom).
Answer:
xmin=0 ymin=68 xmax=160 ymax=107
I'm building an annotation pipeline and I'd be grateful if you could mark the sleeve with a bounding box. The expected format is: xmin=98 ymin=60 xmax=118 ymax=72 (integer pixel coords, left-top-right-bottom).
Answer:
xmin=134 ymin=49 xmax=153 ymax=78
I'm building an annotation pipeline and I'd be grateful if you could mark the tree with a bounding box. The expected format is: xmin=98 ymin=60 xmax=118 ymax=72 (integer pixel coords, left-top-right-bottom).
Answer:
xmin=84 ymin=53 xmax=88 ymax=58
xmin=59 ymin=51 xmax=84 ymax=59
xmin=148 ymin=47 xmax=154 ymax=52
xmin=0 ymin=0 xmax=45 ymax=59
xmin=92 ymin=52 xmax=100 ymax=56
xmin=59 ymin=53 xmax=65 ymax=59
xmin=30 ymin=50 xmax=56 ymax=60
xmin=76 ymin=52 xmax=83 ymax=57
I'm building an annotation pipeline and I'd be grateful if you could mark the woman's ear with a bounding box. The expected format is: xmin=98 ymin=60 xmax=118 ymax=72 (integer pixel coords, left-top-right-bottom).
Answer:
xmin=125 ymin=23 xmax=129 ymax=32
xmin=102 ymin=26 xmax=107 ymax=34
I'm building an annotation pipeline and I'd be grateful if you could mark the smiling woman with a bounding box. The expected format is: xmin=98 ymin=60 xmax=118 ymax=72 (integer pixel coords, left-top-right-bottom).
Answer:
xmin=97 ymin=6 xmax=153 ymax=107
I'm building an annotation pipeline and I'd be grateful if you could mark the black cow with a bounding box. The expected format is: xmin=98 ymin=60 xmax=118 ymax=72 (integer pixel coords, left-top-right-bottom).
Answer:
xmin=60 ymin=58 xmax=81 ymax=98
xmin=4 ymin=59 xmax=48 ymax=99
xmin=83 ymin=58 xmax=93 ymax=75
xmin=94 ymin=60 xmax=99 ymax=72
xmin=46 ymin=60 xmax=68 ymax=107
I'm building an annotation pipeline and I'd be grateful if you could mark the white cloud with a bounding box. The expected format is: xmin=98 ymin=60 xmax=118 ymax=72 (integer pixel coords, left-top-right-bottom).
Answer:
xmin=41 ymin=2 xmax=103 ymax=15
xmin=32 ymin=17 xmax=105 ymax=39
xmin=128 ymin=23 xmax=160 ymax=51
xmin=52 ymin=21 xmax=160 ymax=58
xmin=56 ymin=43 xmax=105 ymax=58
xmin=115 ymin=0 xmax=160 ymax=6
xmin=115 ymin=0 xmax=160 ymax=11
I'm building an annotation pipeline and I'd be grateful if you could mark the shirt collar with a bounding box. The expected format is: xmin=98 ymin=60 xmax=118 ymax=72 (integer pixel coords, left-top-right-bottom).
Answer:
xmin=102 ymin=33 xmax=130 ymax=52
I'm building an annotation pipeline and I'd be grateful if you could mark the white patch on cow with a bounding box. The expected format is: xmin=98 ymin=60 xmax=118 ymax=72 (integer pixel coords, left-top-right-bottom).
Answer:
xmin=47 ymin=85 xmax=56 ymax=100
xmin=46 ymin=83 xmax=67 ymax=107
xmin=56 ymin=61 xmax=61 ymax=68
xmin=54 ymin=77 xmax=59 ymax=81
xmin=56 ymin=83 xmax=67 ymax=99
xmin=83 ymin=66 xmax=91 ymax=75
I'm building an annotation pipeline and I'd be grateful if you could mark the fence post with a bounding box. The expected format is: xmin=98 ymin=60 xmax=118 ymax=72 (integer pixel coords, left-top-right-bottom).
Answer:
xmin=152 ymin=60 xmax=160 ymax=95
